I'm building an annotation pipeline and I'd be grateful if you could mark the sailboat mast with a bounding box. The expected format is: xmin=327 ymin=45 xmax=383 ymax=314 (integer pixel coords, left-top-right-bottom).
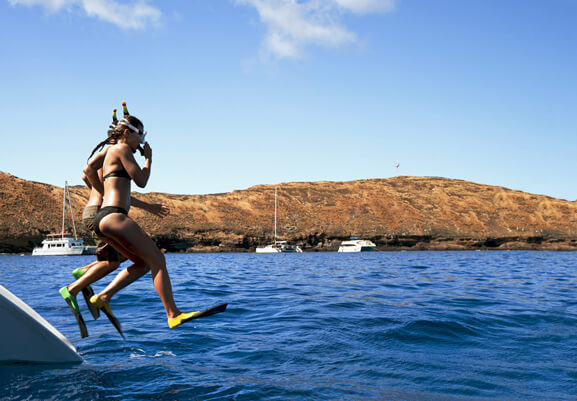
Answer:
xmin=61 ymin=182 xmax=66 ymax=239
xmin=274 ymin=188 xmax=277 ymax=244
xmin=65 ymin=182 xmax=78 ymax=240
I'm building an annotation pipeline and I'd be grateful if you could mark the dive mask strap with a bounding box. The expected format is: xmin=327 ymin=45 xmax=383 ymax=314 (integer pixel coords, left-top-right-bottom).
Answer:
xmin=118 ymin=119 xmax=147 ymax=144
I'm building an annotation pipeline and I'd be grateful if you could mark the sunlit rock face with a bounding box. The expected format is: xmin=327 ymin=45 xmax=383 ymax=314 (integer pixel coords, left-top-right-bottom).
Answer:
xmin=2 ymin=171 xmax=577 ymax=253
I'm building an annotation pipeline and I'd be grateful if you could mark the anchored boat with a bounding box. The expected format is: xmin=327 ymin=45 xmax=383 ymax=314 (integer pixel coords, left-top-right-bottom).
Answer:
xmin=256 ymin=188 xmax=302 ymax=253
xmin=32 ymin=181 xmax=91 ymax=256
xmin=256 ymin=240 xmax=302 ymax=253
xmin=32 ymin=232 xmax=85 ymax=256
xmin=338 ymin=237 xmax=376 ymax=252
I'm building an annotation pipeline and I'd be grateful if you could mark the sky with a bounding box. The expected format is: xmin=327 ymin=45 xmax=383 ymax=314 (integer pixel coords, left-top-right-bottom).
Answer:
xmin=0 ymin=0 xmax=575 ymax=200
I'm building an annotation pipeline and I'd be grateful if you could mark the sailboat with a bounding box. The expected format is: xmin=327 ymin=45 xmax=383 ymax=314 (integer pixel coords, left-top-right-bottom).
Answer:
xmin=256 ymin=188 xmax=302 ymax=253
xmin=32 ymin=181 xmax=91 ymax=256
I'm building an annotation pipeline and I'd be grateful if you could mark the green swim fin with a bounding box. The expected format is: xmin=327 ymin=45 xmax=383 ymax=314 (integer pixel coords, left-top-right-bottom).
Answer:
xmin=72 ymin=268 xmax=100 ymax=320
xmin=59 ymin=286 xmax=88 ymax=338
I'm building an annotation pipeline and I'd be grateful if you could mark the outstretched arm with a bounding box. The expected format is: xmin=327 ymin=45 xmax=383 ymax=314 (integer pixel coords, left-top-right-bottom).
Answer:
xmin=131 ymin=196 xmax=170 ymax=218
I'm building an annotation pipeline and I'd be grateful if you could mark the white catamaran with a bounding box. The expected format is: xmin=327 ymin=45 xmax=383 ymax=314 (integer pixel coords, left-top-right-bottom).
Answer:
xmin=32 ymin=181 xmax=93 ymax=256
xmin=256 ymin=188 xmax=302 ymax=253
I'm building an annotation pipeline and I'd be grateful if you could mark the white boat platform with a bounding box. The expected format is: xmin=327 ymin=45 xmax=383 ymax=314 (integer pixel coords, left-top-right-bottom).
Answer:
xmin=0 ymin=285 xmax=82 ymax=364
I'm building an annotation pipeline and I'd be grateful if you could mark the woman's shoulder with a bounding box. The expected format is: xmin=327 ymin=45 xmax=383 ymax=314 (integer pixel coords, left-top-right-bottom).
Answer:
xmin=108 ymin=142 xmax=132 ymax=156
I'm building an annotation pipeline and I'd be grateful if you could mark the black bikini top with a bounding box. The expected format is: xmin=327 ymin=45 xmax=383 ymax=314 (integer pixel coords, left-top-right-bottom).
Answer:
xmin=103 ymin=166 xmax=130 ymax=180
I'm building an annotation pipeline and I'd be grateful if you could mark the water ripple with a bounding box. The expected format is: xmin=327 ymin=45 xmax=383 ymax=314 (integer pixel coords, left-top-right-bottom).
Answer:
xmin=1 ymin=251 xmax=577 ymax=400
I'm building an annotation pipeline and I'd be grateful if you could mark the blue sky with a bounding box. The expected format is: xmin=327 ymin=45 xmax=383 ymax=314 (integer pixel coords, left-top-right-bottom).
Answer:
xmin=1 ymin=0 xmax=575 ymax=200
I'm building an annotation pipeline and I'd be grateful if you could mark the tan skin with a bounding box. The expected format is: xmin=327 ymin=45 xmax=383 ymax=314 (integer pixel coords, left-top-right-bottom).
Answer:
xmin=66 ymin=145 xmax=169 ymax=299
xmin=66 ymin=157 xmax=121 ymax=297
xmin=96 ymin=126 xmax=183 ymax=319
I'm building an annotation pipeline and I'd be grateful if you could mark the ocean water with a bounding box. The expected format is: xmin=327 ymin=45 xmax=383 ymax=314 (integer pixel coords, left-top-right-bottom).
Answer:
xmin=1 ymin=251 xmax=577 ymax=400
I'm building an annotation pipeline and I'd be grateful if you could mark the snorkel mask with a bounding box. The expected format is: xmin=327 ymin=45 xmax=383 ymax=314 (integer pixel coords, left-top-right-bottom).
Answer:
xmin=118 ymin=119 xmax=147 ymax=145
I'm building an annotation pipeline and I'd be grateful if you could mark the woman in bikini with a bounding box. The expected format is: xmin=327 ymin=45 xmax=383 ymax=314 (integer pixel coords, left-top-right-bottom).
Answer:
xmin=90 ymin=115 xmax=195 ymax=329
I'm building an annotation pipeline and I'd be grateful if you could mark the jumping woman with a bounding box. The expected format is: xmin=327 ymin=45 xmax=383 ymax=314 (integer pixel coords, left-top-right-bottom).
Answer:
xmin=90 ymin=115 xmax=196 ymax=329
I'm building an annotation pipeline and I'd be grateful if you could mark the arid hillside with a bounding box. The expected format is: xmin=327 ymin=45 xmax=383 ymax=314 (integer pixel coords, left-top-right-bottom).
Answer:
xmin=1 ymin=171 xmax=577 ymax=252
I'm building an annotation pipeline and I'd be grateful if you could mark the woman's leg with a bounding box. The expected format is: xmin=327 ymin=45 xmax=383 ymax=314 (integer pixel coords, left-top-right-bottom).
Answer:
xmin=69 ymin=240 xmax=131 ymax=297
xmin=81 ymin=260 xmax=100 ymax=274
xmin=68 ymin=260 xmax=120 ymax=297
xmin=99 ymin=213 xmax=181 ymax=318
xmin=98 ymin=263 xmax=151 ymax=302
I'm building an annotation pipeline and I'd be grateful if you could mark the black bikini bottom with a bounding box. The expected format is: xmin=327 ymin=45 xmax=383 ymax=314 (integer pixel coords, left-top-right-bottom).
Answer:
xmin=93 ymin=206 xmax=128 ymax=237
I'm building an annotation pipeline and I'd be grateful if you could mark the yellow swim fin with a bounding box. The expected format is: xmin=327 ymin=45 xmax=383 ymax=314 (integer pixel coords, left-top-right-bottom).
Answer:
xmin=168 ymin=303 xmax=228 ymax=329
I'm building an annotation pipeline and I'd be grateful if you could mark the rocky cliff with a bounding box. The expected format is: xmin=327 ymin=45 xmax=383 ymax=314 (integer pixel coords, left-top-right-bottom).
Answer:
xmin=1 ymin=171 xmax=577 ymax=253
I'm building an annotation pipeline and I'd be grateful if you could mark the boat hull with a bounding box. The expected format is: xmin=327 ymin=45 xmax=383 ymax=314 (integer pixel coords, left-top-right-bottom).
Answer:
xmin=32 ymin=247 xmax=85 ymax=256
xmin=256 ymin=243 xmax=302 ymax=253
xmin=337 ymin=246 xmax=376 ymax=252
xmin=256 ymin=247 xmax=282 ymax=253
xmin=0 ymin=285 xmax=82 ymax=364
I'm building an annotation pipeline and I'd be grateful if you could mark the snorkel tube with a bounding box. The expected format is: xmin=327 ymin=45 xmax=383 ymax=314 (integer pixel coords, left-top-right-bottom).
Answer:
xmin=120 ymin=101 xmax=145 ymax=155
xmin=107 ymin=109 xmax=118 ymax=138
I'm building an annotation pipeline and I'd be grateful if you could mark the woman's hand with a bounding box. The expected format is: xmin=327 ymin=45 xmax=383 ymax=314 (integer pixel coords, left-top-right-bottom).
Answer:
xmin=142 ymin=142 xmax=152 ymax=159
xmin=147 ymin=203 xmax=170 ymax=218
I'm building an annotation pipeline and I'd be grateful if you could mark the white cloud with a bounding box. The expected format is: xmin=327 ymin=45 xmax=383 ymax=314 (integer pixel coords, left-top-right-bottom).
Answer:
xmin=235 ymin=0 xmax=396 ymax=59
xmin=8 ymin=0 xmax=161 ymax=30
xmin=9 ymin=0 xmax=396 ymax=58
xmin=334 ymin=0 xmax=395 ymax=14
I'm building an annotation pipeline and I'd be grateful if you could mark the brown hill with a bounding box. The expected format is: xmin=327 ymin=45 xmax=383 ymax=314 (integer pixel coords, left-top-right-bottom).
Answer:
xmin=1 ymin=171 xmax=577 ymax=253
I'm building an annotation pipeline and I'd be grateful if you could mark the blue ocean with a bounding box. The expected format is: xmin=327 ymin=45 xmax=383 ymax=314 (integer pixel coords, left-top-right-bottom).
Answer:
xmin=1 ymin=251 xmax=576 ymax=400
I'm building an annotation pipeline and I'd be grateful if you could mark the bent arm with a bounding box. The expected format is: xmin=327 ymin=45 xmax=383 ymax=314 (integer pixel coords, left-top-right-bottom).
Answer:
xmin=120 ymin=144 xmax=151 ymax=188
xmin=82 ymin=173 xmax=92 ymax=189
xmin=84 ymin=152 xmax=106 ymax=196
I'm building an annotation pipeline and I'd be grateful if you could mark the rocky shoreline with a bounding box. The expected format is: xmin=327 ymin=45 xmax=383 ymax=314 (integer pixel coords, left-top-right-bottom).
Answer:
xmin=3 ymin=234 xmax=577 ymax=254
xmin=2 ymin=171 xmax=577 ymax=254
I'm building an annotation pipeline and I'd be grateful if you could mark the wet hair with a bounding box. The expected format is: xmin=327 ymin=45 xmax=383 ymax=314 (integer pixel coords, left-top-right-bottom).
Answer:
xmin=87 ymin=115 xmax=144 ymax=161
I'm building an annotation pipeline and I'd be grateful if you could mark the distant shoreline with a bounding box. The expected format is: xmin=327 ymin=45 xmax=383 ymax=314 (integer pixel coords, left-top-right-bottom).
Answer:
xmin=3 ymin=172 xmax=577 ymax=254
xmin=4 ymin=241 xmax=577 ymax=255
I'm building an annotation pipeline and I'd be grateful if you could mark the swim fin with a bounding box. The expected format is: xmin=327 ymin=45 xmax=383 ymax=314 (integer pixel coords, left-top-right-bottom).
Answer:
xmin=90 ymin=295 xmax=125 ymax=339
xmin=72 ymin=268 xmax=100 ymax=320
xmin=59 ymin=286 xmax=88 ymax=338
xmin=168 ymin=303 xmax=228 ymax=329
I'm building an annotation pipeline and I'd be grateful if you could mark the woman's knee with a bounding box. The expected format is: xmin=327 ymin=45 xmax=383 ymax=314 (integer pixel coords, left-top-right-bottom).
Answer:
xmin=154 ymin=251 xmax=166 ymax=268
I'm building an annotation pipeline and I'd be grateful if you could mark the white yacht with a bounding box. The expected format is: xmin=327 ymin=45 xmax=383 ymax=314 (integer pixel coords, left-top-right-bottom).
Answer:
xmin=32 ymin=233 xmax=85 ymax=256
xmin=32 ymin=181 xmax=88 ymax=256
xmin=256 ymin=188 xmax=302 ymax=253
xmin=338 ymin=237 xmax=376 ymax=253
